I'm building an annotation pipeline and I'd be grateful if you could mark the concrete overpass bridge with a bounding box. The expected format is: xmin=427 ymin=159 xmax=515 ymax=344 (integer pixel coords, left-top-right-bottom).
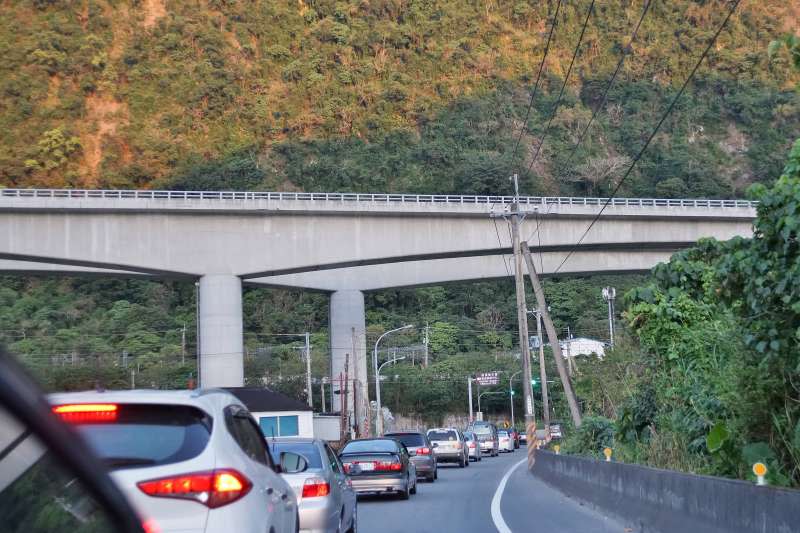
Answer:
xmin=0 ymin=189 xmax=756 ymax=428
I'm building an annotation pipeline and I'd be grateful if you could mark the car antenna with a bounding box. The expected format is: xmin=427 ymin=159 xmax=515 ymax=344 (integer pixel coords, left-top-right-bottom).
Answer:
xmin=270 ymin=427 xmax=276 ymax=453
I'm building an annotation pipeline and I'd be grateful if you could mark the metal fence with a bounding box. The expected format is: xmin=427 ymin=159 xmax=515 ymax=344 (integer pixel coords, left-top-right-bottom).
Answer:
xmin=0 ymin=189 xmax=758 ymax=208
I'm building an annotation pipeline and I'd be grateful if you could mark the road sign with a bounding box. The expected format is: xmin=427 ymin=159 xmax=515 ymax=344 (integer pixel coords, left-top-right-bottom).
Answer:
xmin=475 ymin=371 xmax=499 ymax=386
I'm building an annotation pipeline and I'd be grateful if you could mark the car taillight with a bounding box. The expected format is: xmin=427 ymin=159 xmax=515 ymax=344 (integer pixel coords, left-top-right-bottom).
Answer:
xmin=52 ymin=403 xmax=118 ymax=423
xmin=375 ymin=461 xmax=402 ymax=472
xmin=468 ymin=442 xmax=476 ymax=448
xmin=342 ymin=463 xmax=352 ymax=473
xmin=141 ymin=519 xmax=160 ymax=533
xmin=302 ymin=477 xmax=331 ymax=498
xmin=417 ymin=447 xmax=431 ymax=455
xmin=138 ymin=469 xmax=252 ymax=509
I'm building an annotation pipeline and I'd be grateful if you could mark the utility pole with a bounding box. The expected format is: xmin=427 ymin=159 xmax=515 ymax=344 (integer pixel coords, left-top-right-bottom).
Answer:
xmin=305 ymin=332 xmax=313 ymax=408
xmin=467 ymin=377 xmax=474 ymax=423
xmin=535 ymin=310 xmax=550 ymax=428
xmin=508 ymin=174 xmax=537 ymax=444
xmin=603 ymin=287 xmax=616 ymax=347
xmin=521 ymin=243 xmax=582 ymax=427
xmin=321 ymin=377 xmax=327 ymax=412
xmin=181 ymin=323 xmax=186 ymax=365
xmin=423 ymin=322 xmax=429 ymax=367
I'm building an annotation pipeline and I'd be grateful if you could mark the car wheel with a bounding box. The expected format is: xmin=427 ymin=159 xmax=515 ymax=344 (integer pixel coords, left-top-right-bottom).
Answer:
xmin=458 ymin=456 xmax=466 ymax=468
xmin=399 ymin=482 xmax=410 ymax=500
xmin=434 ymin=468 xmax=438 ymax=480
xmin=427 ymin=470 xmax=436 ymax=482
xmin=410 ymin=478 xmax=417 ymax=495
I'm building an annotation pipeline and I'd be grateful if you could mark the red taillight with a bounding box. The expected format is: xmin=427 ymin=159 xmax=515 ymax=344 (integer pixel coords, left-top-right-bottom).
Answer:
xmin=417 ymin=447 xmax=431 ymax=455
xmin=141 ymin=519 xmax=160 ymax=533
xmin=138 ymin=469 xmax=251 ymax=509
xmin=375 ymin=461 xmax=402 ymax=472
xmin=52 ymin=403 xmax=118 ymax=423
xmin=302 ymin=477 xmax=331 ymax=498
xmin=468 ymin=442 xmax=476 ymax=448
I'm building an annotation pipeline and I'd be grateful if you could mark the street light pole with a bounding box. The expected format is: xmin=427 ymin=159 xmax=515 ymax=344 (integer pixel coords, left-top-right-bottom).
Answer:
xmin=373 ymin=325 xmax=413 ymax=435
xmin=478 ymin=391 xmax=506 ymax=414
xmin=509 ymin=370 xmax=522 ymax=426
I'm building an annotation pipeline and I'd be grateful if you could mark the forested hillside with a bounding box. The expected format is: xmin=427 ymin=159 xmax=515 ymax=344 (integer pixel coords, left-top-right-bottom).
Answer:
xmin=1 ymin=0 xmax=799 ymax=196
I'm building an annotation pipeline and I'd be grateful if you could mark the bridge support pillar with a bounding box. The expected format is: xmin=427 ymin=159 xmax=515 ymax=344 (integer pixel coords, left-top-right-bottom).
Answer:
xmin=330 ymin=290 xmax=368 ymax=437
xmin=198 ymin=274 xmax=244 ymax=388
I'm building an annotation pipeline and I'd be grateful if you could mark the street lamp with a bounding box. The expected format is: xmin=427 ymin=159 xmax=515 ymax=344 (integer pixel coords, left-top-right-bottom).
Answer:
xmin=509 ymin=370 xmax=522 ymax=425
xmin=477 ymin=391 xmax=506 ymax=414
xmin=373 ymin=325 xmax=413 ymax=435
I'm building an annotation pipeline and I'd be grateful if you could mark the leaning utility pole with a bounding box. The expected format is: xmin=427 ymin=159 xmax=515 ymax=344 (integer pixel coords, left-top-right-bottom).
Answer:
xmin=507 ymin=174 xmax=537 ymax=444
xmin=521 ymin=243 xmax=582 ymax=427
xmin=305 ymin=332 xmax=313 ymax=408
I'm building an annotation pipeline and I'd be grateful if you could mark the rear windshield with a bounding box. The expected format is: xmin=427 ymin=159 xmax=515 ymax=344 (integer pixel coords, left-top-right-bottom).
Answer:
xmin=472 ymin=425 xmax=492 ymax=434
xmin=341 ymin=440 xmax=398 ymax=454
xmin=427 ymin=430 xmax=458 ymax=441
xmin=386 ymin=433 xmax=425 ymax=448
xmin=463 ymin=432 xmax=476 ymax=441
xmin=498 ymin=431 xmax=508 ymax=436
xmin=65 ymin=404 xmax=212 ymax=469
xmin=270 ymin=442 xmax=323 ymax=469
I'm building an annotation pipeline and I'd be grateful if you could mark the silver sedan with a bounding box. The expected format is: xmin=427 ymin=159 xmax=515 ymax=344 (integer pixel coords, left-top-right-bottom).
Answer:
xmin=272 ymin=438 xmax=358 ymax=533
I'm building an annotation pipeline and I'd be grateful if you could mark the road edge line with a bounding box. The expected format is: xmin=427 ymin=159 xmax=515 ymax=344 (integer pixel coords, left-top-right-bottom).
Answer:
xmin=491 ymin=457 xmax=527 ymax=533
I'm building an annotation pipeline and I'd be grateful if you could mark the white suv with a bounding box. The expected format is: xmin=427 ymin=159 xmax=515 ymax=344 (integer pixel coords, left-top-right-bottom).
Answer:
xmin=50 ymin=389 xmax=301 ymax=533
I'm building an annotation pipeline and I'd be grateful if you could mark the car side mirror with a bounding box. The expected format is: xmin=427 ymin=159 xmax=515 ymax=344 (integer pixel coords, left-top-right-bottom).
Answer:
xmin=279 ymin=451 xmax=308 ymax=474
xmin=347 ymin=464 xmax=362 ymax=475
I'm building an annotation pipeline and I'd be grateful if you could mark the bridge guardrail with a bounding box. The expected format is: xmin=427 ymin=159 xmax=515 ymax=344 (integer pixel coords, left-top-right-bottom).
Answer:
xmin=0 ymin=189 xmax=758 ymax=209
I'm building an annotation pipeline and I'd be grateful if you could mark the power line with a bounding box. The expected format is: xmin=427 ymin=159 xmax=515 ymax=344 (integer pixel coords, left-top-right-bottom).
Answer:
xmin=559 ymin=0 xmax=653 ymax=171
xmin=554 ymin=0 xmax=742 ymax=275
xmin=509 ymin=0 xmax=565 ymax=174
xmin=523 ymin=0 xmax=596 ymax=177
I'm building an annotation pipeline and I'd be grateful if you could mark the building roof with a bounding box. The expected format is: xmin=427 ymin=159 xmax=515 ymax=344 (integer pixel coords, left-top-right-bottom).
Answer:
xmin=224 ymin=387 xmax=312 ymax=412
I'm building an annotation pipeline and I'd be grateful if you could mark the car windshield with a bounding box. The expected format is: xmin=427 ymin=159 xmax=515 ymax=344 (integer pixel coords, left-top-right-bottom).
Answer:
xmin=498 ymin=431 xmax=508 ymax=436
xmin=270 ymin=441 xmax=323 ymax=469
xmin=58 ymin=404 xmax=212 ymax=469
xmin=472 ymin=426 xmax=492 ymax=435
xmin=386 ymin=433 xmax=425 ymax=448
xmin=341 ymin=440 xmax=398 ymax=454
xmin=427 ymin=430 xmax=458 ymax=441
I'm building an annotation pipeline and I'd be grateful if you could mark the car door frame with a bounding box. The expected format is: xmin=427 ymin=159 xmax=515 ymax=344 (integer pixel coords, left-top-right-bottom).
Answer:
xmin=323 ymin=440 xmax=353 ymax=529
xmin=224 ymin=404 xmax=294 ymax=532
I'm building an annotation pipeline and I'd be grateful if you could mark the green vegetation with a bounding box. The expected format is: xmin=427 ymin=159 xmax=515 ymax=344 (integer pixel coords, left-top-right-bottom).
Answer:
xmin=0 ymin=1 xmax=798 ymax=195
xmin=567 ymin=140 xmax=800 ymax=486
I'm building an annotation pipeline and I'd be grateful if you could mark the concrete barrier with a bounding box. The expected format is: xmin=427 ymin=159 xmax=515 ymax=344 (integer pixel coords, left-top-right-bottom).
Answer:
xmin=530 ymin=450 xmax=800 ymax=533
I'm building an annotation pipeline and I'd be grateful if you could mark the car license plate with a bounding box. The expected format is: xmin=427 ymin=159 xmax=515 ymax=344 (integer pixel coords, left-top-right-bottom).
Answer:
xmin=359 ymin=462 xmax=375 ymax=471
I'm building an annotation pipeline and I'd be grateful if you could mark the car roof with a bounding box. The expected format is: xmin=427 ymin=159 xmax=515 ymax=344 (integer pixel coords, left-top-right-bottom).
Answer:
xmin=48 ymin=388 xmax=244 ymax=415
xmin=269 ymin=437 xmax=319 ymax=444
xmin=427 ymin=427 xmax=459 ymax=432
xmin=385 ymin=431 xmax=425 ymax=435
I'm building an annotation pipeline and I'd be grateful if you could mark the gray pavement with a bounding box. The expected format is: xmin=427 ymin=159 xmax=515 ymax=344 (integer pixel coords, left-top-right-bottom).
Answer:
xmin=358 ymin=446 xmax=628 ymax=533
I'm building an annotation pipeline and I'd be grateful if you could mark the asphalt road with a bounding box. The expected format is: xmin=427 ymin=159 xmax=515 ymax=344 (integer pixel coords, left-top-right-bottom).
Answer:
xmin=358 ymin=446 xmax=627 ymax=533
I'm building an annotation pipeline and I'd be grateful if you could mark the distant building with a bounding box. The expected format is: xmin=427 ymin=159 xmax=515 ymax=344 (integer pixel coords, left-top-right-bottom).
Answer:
xmin=559 ymin=337 xmax=606 ymax=358
xmin=226 ymin=387 xmax=314 ymax=438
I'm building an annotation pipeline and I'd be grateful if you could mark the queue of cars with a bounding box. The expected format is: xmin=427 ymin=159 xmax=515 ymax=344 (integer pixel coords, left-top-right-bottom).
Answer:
xmin=3 ymin=354 xmax=524 ymax=533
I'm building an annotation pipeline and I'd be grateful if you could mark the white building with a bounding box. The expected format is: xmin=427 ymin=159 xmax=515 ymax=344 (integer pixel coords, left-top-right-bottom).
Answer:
xmin=559 ymin=337 xmax=607 ymax=358
xmin=226 ymin=387 xmax=314 ymax=438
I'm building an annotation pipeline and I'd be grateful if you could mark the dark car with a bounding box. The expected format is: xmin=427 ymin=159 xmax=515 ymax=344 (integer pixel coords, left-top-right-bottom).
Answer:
xmin=385 ymin=431 xmax=438 ymax=482
xmin=339 ymin=438 xmax=417 ymax=499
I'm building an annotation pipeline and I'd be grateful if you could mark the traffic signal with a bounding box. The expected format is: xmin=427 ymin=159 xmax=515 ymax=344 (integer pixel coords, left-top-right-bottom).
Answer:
xmin=531 ymin=378 xmax=540 ymax=390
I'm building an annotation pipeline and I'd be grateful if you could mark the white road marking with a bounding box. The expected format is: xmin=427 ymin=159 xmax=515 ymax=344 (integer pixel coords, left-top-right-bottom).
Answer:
xmin=491 ymin=457 xmax=527 ymax=533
